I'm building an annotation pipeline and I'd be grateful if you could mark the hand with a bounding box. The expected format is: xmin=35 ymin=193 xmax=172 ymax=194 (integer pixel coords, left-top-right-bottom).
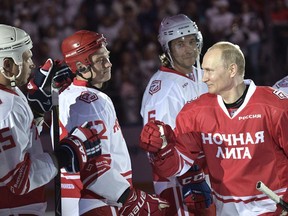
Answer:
xmin=27 ymin=58 xmax=72 ymax=117
xmin=80 ymin=155 xmax=110 ymax=189
xmin=275 ymin=188 xmax=288 ymax=216
xmin=56 ymin=122 xmax=101 ymax=173
xmin=177 ymin=164 xmax=213 ymax=210
xmin=119 ymin=188 xmax=169 ymax=216
xmin=140 ymin=120 xmax=176 ymax=153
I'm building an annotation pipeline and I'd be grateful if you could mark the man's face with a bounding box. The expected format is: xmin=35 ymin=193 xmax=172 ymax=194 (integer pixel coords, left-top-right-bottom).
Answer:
xmin=201 ymin=48 xmax=233 ymax=95
xmin=16 ymin=50 xmax=35 ymax=86
xmin=170 ymin=34 xmax=199 ymax=73
xmin=88 ymin=46 xmax=112 ymax=87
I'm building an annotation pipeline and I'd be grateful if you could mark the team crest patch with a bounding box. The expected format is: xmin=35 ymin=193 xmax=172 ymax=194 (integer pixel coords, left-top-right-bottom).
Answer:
xmin=273 ymin=89 xmax=288 ymax=99
xmin=277 ymin=78 xmax=288 ymax=87
xmin=79 ymin=91 xmax=98 ymax=103
xmin=149 ymin=80 xmax=161 ymax=95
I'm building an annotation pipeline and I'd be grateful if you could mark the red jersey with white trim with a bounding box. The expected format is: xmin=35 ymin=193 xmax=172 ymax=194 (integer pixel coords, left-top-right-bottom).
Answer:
xmin=59 ymin=80 xmax=132 ymax=215
xmin=273 ymin=75 xmax=288 ymax=94
xmin=167 ymin=80 xmax=288 ymax=215
xmin=141 ymin=66 xmax=208 ymax=215
xmin=0 ymin=85 xmax=58 ymax=215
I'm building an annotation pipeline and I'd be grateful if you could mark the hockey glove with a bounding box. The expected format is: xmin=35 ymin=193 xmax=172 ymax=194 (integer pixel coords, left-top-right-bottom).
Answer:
xmin=177 ymin=164 xmax=213 ymax=210
xmin=55 ymin=123 xmax=101 ymax=173
xmin=140 ymin=120 xmax=176 ymax=153
xmin=80 ymin=155 xmax=111 ymax=189
xmin=275 ymin=188 xmax=288 ymax=216
xmin=27 ymin=58 xmax=72 ymax=117
xmin=119 ymin=188 xmax=169 ymax=216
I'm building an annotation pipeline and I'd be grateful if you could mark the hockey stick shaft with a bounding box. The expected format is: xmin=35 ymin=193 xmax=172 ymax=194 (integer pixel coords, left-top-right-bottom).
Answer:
xmin=53 ymin=106 xmax=61 ymax=216
xmin=256 ymin=181 xmax=288 ymax=212
xmin=52 ymin=86 xmax=61 ymax=216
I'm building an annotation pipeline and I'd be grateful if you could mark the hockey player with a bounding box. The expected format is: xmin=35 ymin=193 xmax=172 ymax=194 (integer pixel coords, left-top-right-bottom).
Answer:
xmin=273 ymin=75 xmax=288 ymax=94
xmin=59 ymin=30 xmax=169 ymax=215
xmin=0 ymin=24 xmax=101 ymax=215
xmin=140 ymin=14 xmax=214 ymax=215
xmin=140 ymin=41 xmax=288 ymax=215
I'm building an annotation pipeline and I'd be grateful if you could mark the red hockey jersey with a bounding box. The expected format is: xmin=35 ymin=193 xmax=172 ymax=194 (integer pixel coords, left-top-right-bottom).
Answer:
xmin=156 ymin=80 xmax=288 ymax=215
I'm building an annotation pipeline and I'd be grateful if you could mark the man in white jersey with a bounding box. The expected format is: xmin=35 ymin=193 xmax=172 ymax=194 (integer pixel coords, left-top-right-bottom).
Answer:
xmin=273 ymin=75 xmax=288 ymax=94
xmin=0 ymin=24 xmax=102 ymax=215
xmin=140 ymin=41 xmax=288 ymax=215
xmin=58 ymin=30 xmax=169 ymax=215
xmin=141 ymin=14 xmax=215 ymax=216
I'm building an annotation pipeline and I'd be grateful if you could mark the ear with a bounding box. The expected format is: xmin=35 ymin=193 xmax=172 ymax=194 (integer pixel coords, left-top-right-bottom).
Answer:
xmin=229 ymin=63 xmax=238 ymax=78
xmin=3 ymin=58 xmax=13 ymax=71
xmin=76 ymin=62 xmax=89 ymax=73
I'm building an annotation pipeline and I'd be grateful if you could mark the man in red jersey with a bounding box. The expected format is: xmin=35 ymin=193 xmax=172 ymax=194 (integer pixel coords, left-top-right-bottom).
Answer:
xmin=140 ymin=41 xmax=288 ymax=216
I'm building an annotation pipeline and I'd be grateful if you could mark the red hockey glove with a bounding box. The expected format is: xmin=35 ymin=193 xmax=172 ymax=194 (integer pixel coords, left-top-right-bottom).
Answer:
xmin=140 ymin=120 xmax=176 ymax=153
xmin=55 ymin=123 xmax=101 ymax=173
xmin=119 ymin=188 xmax=169 ymax=216
xmin=27 ymin=58 xmax=73 ymax=117
xmin=177 ymin=164 xmax=213 ymax=210
xmin=80 ymin=155 xmax=110 ymax=189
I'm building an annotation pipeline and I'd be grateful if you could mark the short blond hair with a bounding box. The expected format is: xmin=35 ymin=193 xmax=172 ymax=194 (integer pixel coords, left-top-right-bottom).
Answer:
xmin=208 ymin=41 xmax=245 ymax=76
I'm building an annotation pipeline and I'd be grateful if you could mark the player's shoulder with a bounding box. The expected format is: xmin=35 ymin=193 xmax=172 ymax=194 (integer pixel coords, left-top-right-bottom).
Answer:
xmin=254 ymin=86 xmax=288 ymax=107
xmin=0 ymin=88 xmax=17 ymax=119
xmin=272 ymin=75 xmax=288 ymax=94
xmin=181 ymin=93 xmax=215 ymax=112
xmin=145 ymin=67 xmax=190 ymax=97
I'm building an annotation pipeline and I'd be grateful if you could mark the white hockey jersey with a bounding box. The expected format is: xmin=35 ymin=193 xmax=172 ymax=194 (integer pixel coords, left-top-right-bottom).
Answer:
xmin=59 ymin=80 xmax=132 ymax=215
xmin=0 ymin=85 xmax=57 ymax=215
xmin=140 ymin=66 xmax=208 ymax=215
xmin=273 ymin=75 xmax=288 ymax=94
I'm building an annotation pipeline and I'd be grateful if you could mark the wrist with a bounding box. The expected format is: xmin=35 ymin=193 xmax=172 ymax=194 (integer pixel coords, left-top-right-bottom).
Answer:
xmin=117 ymin=187 xmax=131 ymax=204
xmin=54 ymin=146 xmax=72 ymax=168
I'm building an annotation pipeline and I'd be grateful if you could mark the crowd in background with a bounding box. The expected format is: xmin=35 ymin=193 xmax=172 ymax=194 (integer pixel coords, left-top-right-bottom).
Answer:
xmin=1 ymin=0 xmax=288 ymax=125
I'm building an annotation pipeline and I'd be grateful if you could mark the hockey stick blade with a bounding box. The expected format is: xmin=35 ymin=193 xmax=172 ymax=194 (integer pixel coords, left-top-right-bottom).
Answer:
xmin=256 ymin=181 xmax=288 ymax=212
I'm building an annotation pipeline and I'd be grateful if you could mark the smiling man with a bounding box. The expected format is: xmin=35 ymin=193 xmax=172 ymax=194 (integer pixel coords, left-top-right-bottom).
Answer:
xmin=140 ymin=41 xmax=288 ymax=216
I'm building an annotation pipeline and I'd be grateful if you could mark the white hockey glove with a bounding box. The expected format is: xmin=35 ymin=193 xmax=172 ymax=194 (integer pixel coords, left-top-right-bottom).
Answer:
xmin=119 ymin=188 xmax=170 ymax=216
xmin=27 ymin=58 xmax=72 ymax=118
xmin=54 ymin=123 xmax=101 ymax=173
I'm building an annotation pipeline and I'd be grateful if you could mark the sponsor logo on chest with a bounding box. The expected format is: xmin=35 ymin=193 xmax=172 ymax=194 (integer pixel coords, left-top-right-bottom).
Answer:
xmin=202 ymin=131 xmax=264 ymax=159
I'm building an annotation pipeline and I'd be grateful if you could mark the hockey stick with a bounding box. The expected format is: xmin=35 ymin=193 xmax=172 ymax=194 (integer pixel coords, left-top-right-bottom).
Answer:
xmin=256 ymin=181 xmax=288 ymax=212
xmin=52 ymin=87 xmax=61 ymax=216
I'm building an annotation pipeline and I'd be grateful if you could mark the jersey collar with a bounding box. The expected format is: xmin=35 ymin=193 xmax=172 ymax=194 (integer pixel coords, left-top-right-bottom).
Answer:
xmin=0 ymin=84 xmax=18 ymax=95
xmin=73 ymin=79 xmax=88 ymax=87
xmin=160 ymin=66 xmax=194 ymax=80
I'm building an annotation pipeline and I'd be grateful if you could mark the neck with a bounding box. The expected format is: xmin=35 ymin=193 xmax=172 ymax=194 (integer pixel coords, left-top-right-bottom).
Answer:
xmin=222 ymin=81 xmax=246 ymax=104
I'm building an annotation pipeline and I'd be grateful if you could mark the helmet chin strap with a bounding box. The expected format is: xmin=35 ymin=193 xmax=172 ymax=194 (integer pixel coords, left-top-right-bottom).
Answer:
xmin=167 ymin=52 xmax=174 ymax=68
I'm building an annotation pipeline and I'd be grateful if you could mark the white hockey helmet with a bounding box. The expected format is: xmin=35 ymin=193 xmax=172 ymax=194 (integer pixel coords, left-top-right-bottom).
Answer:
xmin=0 ymin=24 xmax=32 ymax=86
xmin=0 ymin=24 xmax=33 ymax=70
xmin=158 ymin=14 xmax=203 ymax=54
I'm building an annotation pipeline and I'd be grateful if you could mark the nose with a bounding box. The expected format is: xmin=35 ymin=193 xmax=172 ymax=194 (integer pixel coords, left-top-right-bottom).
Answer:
xmin=30 ymin=62 xmax=36 ymax=69
xmin=104 ymin=58 xmax=112 ymax=68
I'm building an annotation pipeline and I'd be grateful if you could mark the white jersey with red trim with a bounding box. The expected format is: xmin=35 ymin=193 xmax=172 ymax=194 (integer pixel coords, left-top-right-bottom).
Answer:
xmin=59 ymin=80 xmax=132 ymax=215
xmin=140 ymin=66 xmax=208 ymax=215
xmin=0 ymin=85 xmax=58 ymax=215
xmin=170 ymin=80 xmax=288 ymax=215
xmin=273 ymin=75 xmax=288 ymax=94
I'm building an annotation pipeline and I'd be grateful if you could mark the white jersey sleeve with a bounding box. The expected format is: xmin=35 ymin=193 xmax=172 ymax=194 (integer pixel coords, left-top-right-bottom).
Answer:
xmin=273 ymin=75 xmax=288 ymax=94
xmin=0 ymin=87 xmax=57 ymax=195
